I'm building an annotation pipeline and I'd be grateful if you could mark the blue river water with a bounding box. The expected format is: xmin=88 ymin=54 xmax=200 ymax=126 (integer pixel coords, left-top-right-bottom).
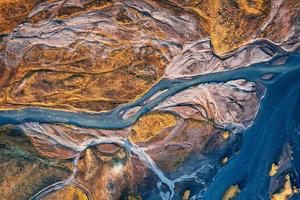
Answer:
xmin=203 ymin=53 xmax=300 ymax=199
xmin=0 ymin=54 xmax=298 ymax=130
xmin=1 ymin=52 xmax=300 ymax=199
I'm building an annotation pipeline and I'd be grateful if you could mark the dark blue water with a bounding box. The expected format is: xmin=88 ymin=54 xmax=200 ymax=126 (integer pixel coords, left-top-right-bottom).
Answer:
xmin=203 ymin=54 xmax=300 ymax=199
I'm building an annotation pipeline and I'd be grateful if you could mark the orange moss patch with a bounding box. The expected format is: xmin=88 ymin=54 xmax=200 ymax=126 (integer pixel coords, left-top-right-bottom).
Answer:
xmin=129 ymin=112 xmax=177 ymax=143
xmin=221 ymin=157 xmax=229 ymax=166
xmin=269 ymin=163 xmax=278 ymax=176
xmin=0 ymin=0 xmax=37 ymax=34
xmin=221 ymin=131 xmax=230 ymax=140
xmin=272 ymin=175 xmax=300 ymax=200
xmin=0 ymin=129 xmax=72 ymax=200
xmin=237 ymin=0 xmax=265 ymax=15
xmin=182 ymin=190 xmax=191 ymax=200
xmin=223 ymin=185 xmax=240 ymax=200
xmin=184 ymin=0 xmax=271 ymax=55
xmin=0 ymin=45 xmax=168 ymax=112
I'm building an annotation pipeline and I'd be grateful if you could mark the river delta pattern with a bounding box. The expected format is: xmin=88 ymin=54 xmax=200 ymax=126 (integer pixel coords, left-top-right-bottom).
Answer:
xmin=0 ymin=0 xmax=300 ymax=200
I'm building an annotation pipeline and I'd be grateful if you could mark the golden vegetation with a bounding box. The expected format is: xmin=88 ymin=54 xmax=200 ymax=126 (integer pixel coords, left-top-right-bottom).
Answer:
xmin=221 ymin=157 xmax=229 ymax=165
xmin=0 ymin=0 xmax=172 ymax=113
xmin=0 ymin=126 xmax=72 ymax=200
xmin=272 ymin=175 xmax=300 ymax=200
xmin=0 ymin=0 xmax=286 ymax=113
xmin=0 ymin=0 xmax=37 ymax=34
xmin=0 ymin=45 xmax=168 ymax=112
xmin=269 ymin=163 xmax=278 ymax=176
xmin=221 ymin=131 xmax=230 ymax=140
xmin=150 ymin=119 xmax=216 ymax=172
xmin=237 ymin=0 xmax=265 ymax=15
xmin=129 ymin=112 xmax=177 ymax=143
xmin=223 ymin=185 xmax=240 ymax=200
xmin=57 ymin=1 xmax=113 ymax=20
xmin=182 ymin=190 xmax=190 ymax=200
xmin=184 ymin=0 xmax=271 ymax=55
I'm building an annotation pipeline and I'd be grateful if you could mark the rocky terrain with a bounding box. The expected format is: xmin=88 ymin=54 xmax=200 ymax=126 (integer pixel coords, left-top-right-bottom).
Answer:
xmin=0 ymin=0 xmax=299 ymax=200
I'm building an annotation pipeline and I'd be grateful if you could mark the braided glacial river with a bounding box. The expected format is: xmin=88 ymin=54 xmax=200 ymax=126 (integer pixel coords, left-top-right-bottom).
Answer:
xmin=1 ymin=51 xmax=300 ymax=200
